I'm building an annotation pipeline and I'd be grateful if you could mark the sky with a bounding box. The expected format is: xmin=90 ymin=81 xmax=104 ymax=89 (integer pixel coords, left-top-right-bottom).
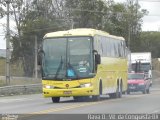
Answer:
xmin=0 ymin=0 xmax=160 ymax=49
xmin=116 ymin=0 xmax=160 ymax=31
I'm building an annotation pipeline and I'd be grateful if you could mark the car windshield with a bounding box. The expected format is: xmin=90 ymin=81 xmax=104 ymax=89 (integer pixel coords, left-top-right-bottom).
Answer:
xmin=132 ymin=63 xmax=151 ymax=72
xmin=42 ymin=36 xmax=94 ymax=80
xmin=128 ymin=73 xmax=144 ymax=80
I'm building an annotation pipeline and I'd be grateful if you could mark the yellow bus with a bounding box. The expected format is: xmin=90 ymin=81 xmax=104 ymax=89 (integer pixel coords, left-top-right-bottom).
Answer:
xmin=39 ymin=28 xmax=128 ymax=103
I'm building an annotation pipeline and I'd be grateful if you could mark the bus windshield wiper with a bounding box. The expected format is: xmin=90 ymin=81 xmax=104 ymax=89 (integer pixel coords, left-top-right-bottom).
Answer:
xmin=54 ymin=56 xmax=63 ymax=79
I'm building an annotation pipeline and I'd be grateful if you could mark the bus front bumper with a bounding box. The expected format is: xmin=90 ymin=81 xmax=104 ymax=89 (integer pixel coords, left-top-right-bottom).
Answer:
xmin=43 ymin=87 xmax=94 ymax=97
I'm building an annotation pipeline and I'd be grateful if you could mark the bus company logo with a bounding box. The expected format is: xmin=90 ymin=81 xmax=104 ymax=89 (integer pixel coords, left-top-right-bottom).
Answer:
xmin=65 ymin=84 xmax=69 ymax=88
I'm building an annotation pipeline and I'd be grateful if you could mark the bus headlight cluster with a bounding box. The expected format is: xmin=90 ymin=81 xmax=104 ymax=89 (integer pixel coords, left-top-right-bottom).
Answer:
xmin=80 ymin=83 xmax=92 ymax=88
xmin=43 ymin=85 xmax=54 ymax=89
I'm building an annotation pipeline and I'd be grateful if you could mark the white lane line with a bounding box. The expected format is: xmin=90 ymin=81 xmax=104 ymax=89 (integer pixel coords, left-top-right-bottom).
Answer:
xmin=151 ymin=109 xmax=160 ymax=113
xmin=0 ymin=98 xmax=33 ymax=103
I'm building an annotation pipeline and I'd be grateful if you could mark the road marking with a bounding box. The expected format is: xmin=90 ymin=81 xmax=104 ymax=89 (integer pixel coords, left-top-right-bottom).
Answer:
xmin=18 ymin=102 xmax=102 ymax=119
xmin=32 ymin=102 xmax=99 ymax=114
xmin=16 ymin=91 xmax=160 ymax=119
xmin=30 ymin=91 xmax=160 ymax=114
xmin=0 ymin=98 xmax=33 ymax=103
xmin=32 ymin=98 xmax=130 ymax=114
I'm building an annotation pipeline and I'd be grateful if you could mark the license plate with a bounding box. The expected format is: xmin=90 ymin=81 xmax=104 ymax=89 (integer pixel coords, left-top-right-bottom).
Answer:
xmin=63 ymin=91 xmax=72 ymax=95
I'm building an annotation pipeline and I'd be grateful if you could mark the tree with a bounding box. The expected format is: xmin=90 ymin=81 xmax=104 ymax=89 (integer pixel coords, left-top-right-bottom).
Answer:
xmin=10 ymin=0 xmax=66 ymax=76
xmin=139 ymin=32 xmax=160 ymax=58
xmin=65 ymin=0 xmax=147 ymax=51
xmin=0 ymin=0 xmax=6 ymax=18
xmin=103 ymin=1 xmax=147 ymax=51
xmin=1 ymin=0 xmax=148 ymax=76
xmin=65 ymin=0 xmax=108 ymax=29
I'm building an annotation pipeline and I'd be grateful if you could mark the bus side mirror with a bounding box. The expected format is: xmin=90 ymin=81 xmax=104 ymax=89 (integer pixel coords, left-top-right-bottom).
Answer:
xmin=95 ymin=54 xmax=101 ymax=64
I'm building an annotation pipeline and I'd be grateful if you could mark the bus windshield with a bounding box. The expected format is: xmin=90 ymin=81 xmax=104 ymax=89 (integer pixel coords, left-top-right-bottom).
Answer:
xmin=42 ymin=36 xmax=94 ymax=80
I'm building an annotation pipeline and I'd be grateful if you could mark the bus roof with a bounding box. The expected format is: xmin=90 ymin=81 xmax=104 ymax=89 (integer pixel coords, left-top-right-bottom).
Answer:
xmin=43 ymin=28 xmax=125 ymax=41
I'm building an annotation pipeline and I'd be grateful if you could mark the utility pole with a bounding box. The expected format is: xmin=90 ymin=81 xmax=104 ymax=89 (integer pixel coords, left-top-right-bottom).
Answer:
xmin=34 ymin=35 xmax=38 ymax=79
xmin=5 ymin=0 xmax=10 ymax=85
xmin=128 ymin=24 xmax=131 ymax=49
xmin=127 ymin=0 xmax=135 ymax=49
xmin=71 ymin=18 xmax=74 ymax=29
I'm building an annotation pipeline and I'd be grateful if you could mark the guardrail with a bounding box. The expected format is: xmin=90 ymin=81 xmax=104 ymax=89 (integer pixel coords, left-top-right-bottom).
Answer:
xmin=0 ymin=84 xmax=42 ymax=96
xmin=0 ymin=76 xmax=41 ymax=81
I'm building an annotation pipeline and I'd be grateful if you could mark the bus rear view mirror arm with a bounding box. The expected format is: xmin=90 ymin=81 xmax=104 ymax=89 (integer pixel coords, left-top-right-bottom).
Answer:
xmin=93 ymin=50 xmax=101 ymax=64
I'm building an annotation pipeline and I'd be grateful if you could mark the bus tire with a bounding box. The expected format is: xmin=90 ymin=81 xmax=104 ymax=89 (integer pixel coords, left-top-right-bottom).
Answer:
xmin=52 ymin=97 xmax=60 ymax=103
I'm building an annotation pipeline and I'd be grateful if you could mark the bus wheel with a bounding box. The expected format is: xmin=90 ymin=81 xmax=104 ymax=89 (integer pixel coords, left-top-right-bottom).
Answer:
xmin=52 ymin=97 xmax=60 ymax=103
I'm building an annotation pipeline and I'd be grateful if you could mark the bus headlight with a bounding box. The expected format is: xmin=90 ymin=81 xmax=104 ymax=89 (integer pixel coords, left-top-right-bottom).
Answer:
xmin=80 ymin=83 xmax=92 ymax=88
xmin=43 ymin=85 xmax=54 ymax=89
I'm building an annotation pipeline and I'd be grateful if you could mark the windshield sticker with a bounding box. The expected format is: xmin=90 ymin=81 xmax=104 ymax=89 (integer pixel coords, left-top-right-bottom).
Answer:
xmin=78 ymin=67 xmax=87 ymax=73
xmin=67 ymin=69 xmax=75 ymax=77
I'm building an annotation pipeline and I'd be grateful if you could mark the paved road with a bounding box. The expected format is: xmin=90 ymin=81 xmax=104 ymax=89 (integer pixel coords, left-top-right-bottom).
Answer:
xmin=0 ymin=75 xmax=160 ymax=120
xmin=0 ymin=87 xmax=160 ymax=114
